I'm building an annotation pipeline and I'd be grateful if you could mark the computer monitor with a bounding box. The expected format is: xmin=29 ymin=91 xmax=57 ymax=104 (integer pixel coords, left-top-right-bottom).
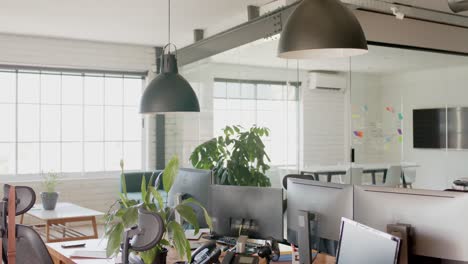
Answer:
xmin=354 ymin=185 xmax=468 ymax=261
xmin=209 ymin=185 xmax=283 ymax=241
xmin=286 ymin=179 xmax=353 ymax=255
xmin=336 ymin=218 xmax=401 ymax=264
xmin=167 ymin=168 xmax=212 ymax=227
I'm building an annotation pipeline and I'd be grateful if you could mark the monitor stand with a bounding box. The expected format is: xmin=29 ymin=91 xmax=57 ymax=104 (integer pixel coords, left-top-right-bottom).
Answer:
xmin=297 ymin=211 xmax=319 ymax=264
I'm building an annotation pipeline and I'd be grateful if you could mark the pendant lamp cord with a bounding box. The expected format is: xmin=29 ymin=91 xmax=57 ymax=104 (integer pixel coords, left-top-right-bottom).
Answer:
xmin=168 ymin=0 xmax=171 ymax=53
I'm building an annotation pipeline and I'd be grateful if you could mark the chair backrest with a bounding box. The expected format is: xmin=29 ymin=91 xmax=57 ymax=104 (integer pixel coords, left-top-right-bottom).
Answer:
xmin=1 ymin=184 xmax=53 ymax=264
xmin=2 ymin=225 xmax=54 ymax=264
xmin=403 ymin=168 xmax=417 ymax=184
xmin=384 ymin=166 xmax=402 ymax=187
xmin=121 ymin=171 xmax=163 ymax=193
xmin=344 ymin=167 xmax=364 ymax=185
xmin=282 ymin=174 xmax=315 ymax=190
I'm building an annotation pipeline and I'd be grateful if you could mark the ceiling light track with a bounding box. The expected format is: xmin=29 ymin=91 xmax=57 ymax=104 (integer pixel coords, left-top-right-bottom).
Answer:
xmin=343 ymin=0 xmax=468 ymax=27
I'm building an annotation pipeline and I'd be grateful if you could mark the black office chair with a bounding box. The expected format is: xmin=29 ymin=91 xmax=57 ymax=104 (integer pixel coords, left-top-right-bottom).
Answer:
xmin=282 ymin=174 xmax=316 ymax=190
xmin=1 ymin=184 xmax=54 ymax=264
xmin=282 ymin=174 xmax=316 ymax=213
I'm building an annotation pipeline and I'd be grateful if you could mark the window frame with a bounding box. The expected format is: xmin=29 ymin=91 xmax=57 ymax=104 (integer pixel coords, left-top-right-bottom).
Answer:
xmin=0 ymin=66 xmax=146 ymax=180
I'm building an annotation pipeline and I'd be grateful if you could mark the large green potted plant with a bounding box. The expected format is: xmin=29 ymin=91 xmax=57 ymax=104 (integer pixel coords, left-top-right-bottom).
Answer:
xmin=41 ymin=172 xmax=61 ymax=210
xmin=190 ymin=125 xmax=271 ymax=187
xmin=105 ymin=156 xmax=212 ymax=263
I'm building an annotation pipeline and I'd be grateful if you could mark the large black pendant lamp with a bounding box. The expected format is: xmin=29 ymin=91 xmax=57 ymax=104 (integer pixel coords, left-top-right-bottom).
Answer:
xmin=278 ymin=0 xmax=368 ymax=59
xmin=140 ymin=0 xmax=200 ymax=114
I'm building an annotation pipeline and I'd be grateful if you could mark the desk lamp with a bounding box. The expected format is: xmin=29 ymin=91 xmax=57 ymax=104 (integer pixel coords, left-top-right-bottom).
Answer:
xmin=122 ymin=207 xmax=165 ymax=264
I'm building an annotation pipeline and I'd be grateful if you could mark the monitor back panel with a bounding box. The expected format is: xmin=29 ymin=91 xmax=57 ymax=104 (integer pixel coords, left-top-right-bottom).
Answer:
xmin=209 ymin=185 xmax=283 ymax=241
xmin=287 ymin=179 xmax=353 ymax=243
xmin=354 ymin=185 xmax=468 ymax=261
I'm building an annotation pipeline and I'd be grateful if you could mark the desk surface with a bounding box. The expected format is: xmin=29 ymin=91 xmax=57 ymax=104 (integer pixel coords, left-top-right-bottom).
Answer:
xmin=47 ymin=239 xmax=112 ymax=264
xmin=279 ymin=162 xmax=419 ymax=173
xmin=47 ymin=239 xmax=336 ymax=264
xmin=302 ymin=162 xmax=418 ymax=173
xmin=29 ymin=202 xmax=104 ymax=220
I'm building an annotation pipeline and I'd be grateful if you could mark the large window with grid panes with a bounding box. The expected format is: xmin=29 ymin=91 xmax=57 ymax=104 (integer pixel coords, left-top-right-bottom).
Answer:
xmin=0 ymin=69 xmax=145 ymax=176
xmin=213 ymin=78 xmax=299 ymax=167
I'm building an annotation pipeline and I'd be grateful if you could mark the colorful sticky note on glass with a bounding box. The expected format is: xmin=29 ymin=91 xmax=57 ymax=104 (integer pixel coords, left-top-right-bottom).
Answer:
xmin=384 ymin=144 xmax=390 ymax=151
xmin=386 ymin=106 xmax=394 ymax=113
xmin=384 ymin=136 xmax=392 ymax=143
xmin=398 ymin=136 xmax=403 ymax=143
xmin=353 ymin=131 xmax=364 ymax=138
xmin=398 ymin=113 xmax=403 ymax=120
xmin=397 ymin=128 xmax=402 ymax=135
xmin=362 ymin=105 xmax=368 ymax=112
xmin=352 ymin=114 xmax=361 ymax=119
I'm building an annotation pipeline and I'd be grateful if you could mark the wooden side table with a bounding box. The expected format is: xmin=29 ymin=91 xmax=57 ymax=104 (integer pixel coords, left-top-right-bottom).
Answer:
xmin=23 ymin=202 xmax=104 ymax=243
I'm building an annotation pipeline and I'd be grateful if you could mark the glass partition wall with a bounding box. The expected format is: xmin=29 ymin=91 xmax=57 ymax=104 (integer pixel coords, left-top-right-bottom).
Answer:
xmin=350 ymin=46 xmax=468 ymax=190
xmin=162 ymin=35 xmax=468 ymax=191
xmin=173 ymin=38 xmax=302 ymax=188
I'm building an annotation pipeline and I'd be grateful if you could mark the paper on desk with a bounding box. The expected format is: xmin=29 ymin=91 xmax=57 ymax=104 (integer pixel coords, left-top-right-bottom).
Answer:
xmin=70 ymin=249 xmax=108 ymax=259
xmin=279 ymin=243 xmax=292 ymax=254
xmin=185 ymin=228 xmax=210 ymax=240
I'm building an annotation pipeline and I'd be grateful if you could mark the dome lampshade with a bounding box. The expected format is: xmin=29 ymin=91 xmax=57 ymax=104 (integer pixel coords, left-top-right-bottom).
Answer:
xmin=278 ymin=0 xmax=368 ymax=59
xmin=140 ymin=53 xmax=200 ymax=114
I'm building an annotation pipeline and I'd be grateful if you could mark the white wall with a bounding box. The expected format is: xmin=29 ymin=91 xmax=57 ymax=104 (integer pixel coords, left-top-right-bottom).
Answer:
xmin=301 ymin=82 xmax=348 ymax=167
xmin=0 ymin=33 xmax=153 ymax=72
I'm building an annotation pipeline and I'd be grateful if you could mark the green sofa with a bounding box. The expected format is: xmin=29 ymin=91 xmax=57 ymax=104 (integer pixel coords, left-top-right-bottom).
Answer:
xmin=120 ymin=170 xmax=167 ymax=202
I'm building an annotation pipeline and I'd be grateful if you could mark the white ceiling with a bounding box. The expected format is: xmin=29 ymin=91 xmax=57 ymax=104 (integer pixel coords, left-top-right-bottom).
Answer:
xmin=209 ymin=37 xmax=468 ymax=74
xmin=0 ymin=0 xmax=272 ymax=47
xmin=0 ymin=0 xmax=467 ymax=48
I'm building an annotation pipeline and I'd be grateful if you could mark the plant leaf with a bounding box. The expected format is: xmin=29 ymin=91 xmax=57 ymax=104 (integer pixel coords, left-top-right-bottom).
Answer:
xmin=106 ymin=222 xmax=123 ymax=257
xmin=168 ymin=221 xmax=191 ymax=262
xmin=150 ymin=186 xmax=164 ymax=210
xmin=175 ymin=204 xmax=199 ymax=234
xmin=119 ymin=193 xmax=129 ymax=208
xmin=141 ymin=247 xmax=159 ymax=264
xmin=120 ymin=171 xmax=128 ymax=199
xmin=181 ymin=198 xmax=213 ymax=230
xmin=163 ymin=156 xmax=179 ymax=193
xmin=141 ymin=175 xmax=147 ymax=203
xmin=122 ymin=207 xmax=138 ymax=227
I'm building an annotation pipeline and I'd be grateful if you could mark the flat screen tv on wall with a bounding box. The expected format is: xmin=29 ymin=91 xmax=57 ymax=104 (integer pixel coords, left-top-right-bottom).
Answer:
xmin=413 ymin=108 xmax=446 ymax=149
xmin=413 ymin=107 xmax=468 ymax=149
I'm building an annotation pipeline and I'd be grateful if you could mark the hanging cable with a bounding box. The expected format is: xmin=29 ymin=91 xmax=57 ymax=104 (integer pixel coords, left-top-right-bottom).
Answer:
xmin=168 ymin=0 xmax=171 ymax=52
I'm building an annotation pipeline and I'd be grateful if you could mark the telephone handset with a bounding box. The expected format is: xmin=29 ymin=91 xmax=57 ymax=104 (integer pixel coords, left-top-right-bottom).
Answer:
xmin=191 ymin=241 xmax=221 ymax=264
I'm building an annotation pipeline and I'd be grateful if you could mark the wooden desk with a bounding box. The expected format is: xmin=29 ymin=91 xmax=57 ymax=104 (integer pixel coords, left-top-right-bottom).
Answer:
xmin=310 ymin=254 xmax=335 ymax=264
xmin=47 ymin=239 xmax=112 ymax=264
xmin=47 ymin=239 xmax=336 ymax=264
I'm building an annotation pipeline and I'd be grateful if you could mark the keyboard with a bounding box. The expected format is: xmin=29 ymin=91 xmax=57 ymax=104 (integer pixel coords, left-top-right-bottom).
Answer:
xmin=215 ymin=236 xmax=266 ymax=248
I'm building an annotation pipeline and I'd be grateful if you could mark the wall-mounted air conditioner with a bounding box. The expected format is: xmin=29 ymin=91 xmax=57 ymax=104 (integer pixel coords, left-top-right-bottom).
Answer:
xmin=307 ymin=72 xmax=346 ymax=92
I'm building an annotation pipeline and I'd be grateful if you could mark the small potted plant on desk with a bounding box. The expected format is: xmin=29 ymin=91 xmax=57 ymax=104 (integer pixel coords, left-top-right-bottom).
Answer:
xmin=41 ymin=172 xmax=61 ymax=210
xmin=105 ymin=156 xmax=212 ymax=264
